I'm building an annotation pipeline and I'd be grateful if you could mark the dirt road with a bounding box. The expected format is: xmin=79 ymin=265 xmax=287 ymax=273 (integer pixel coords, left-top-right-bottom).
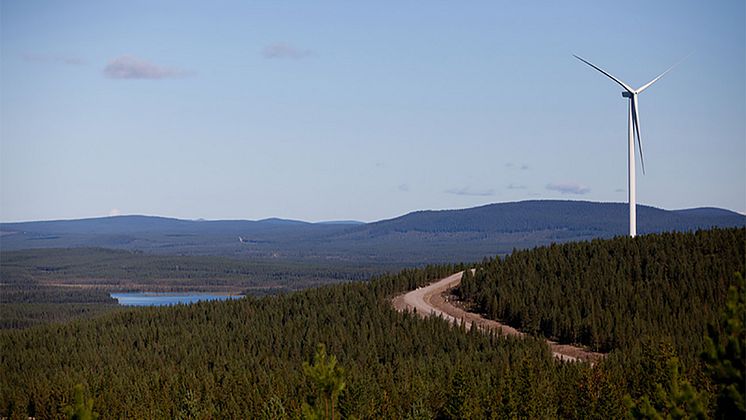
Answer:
xmin=392 ymin=271 xmax=603 ymax=363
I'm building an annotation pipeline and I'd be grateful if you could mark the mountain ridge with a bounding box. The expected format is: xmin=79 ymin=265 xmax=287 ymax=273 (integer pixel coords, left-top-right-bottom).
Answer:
xmin=2 ymin=200 xmax=743 ymax=263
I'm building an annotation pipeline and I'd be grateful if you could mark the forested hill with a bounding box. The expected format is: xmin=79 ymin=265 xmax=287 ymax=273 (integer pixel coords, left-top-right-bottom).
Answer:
xmin=458 ymin=227 xmax=746 ymax=359
xmin=358 ymin=200 xmax=745 ymax=234
xmin=1 ymin=200 xmax=743 ymax=263
xmin=2 ymin=229 xmax=744 ymax=418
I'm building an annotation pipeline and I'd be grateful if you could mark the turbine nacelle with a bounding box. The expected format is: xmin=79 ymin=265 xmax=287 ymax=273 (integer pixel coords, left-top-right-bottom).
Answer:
xmin=622 ymin=92 xmax=633 ymax=98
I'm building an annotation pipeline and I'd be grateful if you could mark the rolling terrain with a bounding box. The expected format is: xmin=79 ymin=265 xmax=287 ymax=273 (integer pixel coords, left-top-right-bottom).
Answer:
xmin=2 ymin=200 xmax=743 ymax=264
xmin=2 ymin=229 xmax=743 ymax=418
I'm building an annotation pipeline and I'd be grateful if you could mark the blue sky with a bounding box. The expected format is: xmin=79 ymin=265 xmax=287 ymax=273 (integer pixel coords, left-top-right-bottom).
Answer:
xmin=1 ymin=1 xmax=744 ymax=222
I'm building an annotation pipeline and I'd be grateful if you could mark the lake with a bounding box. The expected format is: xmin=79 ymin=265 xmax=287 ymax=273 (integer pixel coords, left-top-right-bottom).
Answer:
xmin=110 ymin=292 xmax=243 ymax=306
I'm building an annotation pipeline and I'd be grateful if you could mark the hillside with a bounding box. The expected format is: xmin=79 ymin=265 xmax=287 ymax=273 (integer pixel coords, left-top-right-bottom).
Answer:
xmin=361 ymin=201 xmax=745 ymax=234
xmin=2 ymin=229 xmax=743 ymax=418
xmin=1 ymin=200 xmax=743 ymax=263
xmin=458 ymin=227 xmax=745 ymax=359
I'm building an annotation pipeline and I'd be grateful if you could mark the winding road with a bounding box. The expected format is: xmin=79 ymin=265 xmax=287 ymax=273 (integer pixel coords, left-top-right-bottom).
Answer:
xmin=392 ymin=271 xmax=603 ymax=363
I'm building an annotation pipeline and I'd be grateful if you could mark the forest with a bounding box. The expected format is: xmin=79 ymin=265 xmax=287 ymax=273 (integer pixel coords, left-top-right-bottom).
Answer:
xmin=0 ymin=247 xmax=386 ymax=290
xmin=1 ymin=229 xmax=744 ymax=418
xmin=0 ymin=248 xmax=389 ymax=329
xmin=457 ymin=227 xmax=745 ymax=362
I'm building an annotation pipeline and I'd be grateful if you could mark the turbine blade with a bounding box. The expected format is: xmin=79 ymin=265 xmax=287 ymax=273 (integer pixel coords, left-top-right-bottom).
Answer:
xmin=631 ymin=95 xmax=646 ymax=174
xmin=573 ymin=54 xmax=634 ymax=93
xmin=636 ymin=52 xmax=692 ymax=93
xmin=636 ymin=64 xmax=675 ymax=93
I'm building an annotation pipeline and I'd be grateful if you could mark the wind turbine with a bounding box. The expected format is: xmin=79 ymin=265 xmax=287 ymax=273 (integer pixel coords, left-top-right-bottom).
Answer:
xmin=574 ymin=54 xmax=677 ymax=237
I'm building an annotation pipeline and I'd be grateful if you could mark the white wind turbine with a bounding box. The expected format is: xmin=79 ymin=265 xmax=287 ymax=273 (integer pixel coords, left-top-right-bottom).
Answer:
xmin=574 ymin=54 xmax=678 ymax=237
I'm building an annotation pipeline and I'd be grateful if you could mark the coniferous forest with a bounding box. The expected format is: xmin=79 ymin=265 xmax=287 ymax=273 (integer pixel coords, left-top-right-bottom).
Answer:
xmin=1 ymin=228 xmax=745 ymax=418
xmin=458 ymin=228 xmax=745 ymax=360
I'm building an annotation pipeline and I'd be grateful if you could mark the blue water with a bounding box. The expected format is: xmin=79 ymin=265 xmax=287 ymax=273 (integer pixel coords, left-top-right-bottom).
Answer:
xmin=110 ymin=292 xmax=242 ymax=306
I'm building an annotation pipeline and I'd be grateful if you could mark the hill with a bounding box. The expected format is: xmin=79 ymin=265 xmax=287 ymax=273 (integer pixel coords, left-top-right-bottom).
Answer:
xmin=2 ymin=229 xmax=744 ymax=418
xmin=1 ymin=200 xmax=743 ymax=263
xmin=362 ymin=200 xmax=745 ymax=234
xmin=458 ymin=227 xmax=745 ymax=358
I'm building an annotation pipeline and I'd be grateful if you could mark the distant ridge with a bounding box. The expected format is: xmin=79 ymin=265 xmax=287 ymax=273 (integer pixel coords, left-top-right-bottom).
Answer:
xmin=358 ymin=200 xmax=745 ymax=235
xmin=2 ymin=200 xmax=743 ymax=263
xmin=256 ymin=217 xmax=311 ymax=226
xmin=316 ymin=220 xmax=365 ymax=225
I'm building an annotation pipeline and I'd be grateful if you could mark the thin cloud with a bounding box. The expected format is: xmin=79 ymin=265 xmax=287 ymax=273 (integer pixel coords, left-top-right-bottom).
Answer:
xmin=505 ymin=162 xmax=530 ymax=170
xmin=614 ymin=188 xmax=625 ymax=193
xmin=21 ymin=52 xmax=86 ymax=65
xmin=546 ymin=182 xmax=591 ymax=195
xmin=262 ymin=43 xmax=312 ymax=59
xmin=506 ymin=183 xmax=527 ymax=190
xmin=103 ymin=56 xmax=189 ymax=79
xmin=445 ymin=187 xmax=495 ymax=197
xmin=398 ymin=184 xmax=410 ymax=192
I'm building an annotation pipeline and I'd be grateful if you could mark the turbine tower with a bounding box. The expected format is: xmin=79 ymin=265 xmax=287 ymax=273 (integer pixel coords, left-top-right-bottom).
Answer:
xmin=574 ymin=55 xmax=676 ymax=237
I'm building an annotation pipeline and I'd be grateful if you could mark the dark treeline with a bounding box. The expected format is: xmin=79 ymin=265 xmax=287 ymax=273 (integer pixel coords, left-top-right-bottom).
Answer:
xmin=1 ymin=231 xmax=743 ymax=418
xmin=0 ymin=303 xmax=121 ymax=330
xmin=0 ymin=285 xmax=118 ymax=329
xmin=0 ymin=247 xmax=391 ymax=290
xmin=458 ymin=228 xmax=745 ymax=360
xmin=0 ymin=285 xmax=119 ymax=329
xmin=0 ymin=286 xmax=115 ymax=305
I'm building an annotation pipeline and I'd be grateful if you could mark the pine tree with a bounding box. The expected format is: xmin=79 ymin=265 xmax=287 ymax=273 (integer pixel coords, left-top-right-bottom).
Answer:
xmin=302 ymin=343 xmax=346 ymax=420
xmin=627 ymin=356 xmax=708 ymax=419
xmin=63 ymin=384 xmax=98 ymax=420
xmin=702 ymin=273 xmax=746 ymax=418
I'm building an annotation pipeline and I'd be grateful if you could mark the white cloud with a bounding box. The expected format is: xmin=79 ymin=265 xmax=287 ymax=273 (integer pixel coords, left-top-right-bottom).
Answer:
xmin=505 ymin=162 xmax=530 ymax=170
xmin=545 ymin=182 xmax=591 ymax=195
xmin=103 ymin=56 xmax=189 ymax=79
xmin=445 ymin=187 xmax=495 ymax=197
xmin=262 ymin=43 xmax=312 ymax=59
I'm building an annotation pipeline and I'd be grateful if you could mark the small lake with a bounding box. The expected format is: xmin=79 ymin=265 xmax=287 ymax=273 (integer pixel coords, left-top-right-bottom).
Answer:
xmin=110 ymin=292 xmax=243 ymax=307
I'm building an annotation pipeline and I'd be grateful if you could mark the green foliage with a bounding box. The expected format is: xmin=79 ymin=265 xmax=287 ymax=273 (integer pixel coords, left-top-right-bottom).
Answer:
xmin=627 ymin=356 xmax=708 ymax=419
xmin=0 ymin=302 xmax=119 ymax=329
xmin=0 ymin=247 xmax=388 ymax=296
xmin=0 ymin=230 xmax=741 ymax=417
xmin=302 ymin=344 xmax=346 ymax=420
xmin=63 ymin=384 xmax=98 ymax=420
xmin=405 ymin=399 xmax=434 ymax=420
xmin=702 ymin=272 xmax=746 ymax=418
xmin=260 ymin=396 xmax=288 ymax=420
xmin=443 ymin=369 xmax=483 ymax=420
xmin=174 ymin=389 xmax=207 ymax=419
xmin=0 ymin=247 xmax=393 ymax=330
xmin=459 ymin=228 xmax=745 ymax=361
